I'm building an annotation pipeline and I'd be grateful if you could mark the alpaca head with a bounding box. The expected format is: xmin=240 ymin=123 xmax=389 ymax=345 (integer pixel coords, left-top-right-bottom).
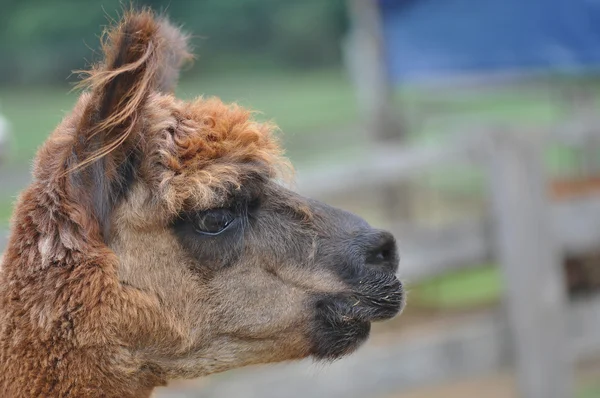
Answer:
xmin=8 ymin=10 xmax=404 ymax=381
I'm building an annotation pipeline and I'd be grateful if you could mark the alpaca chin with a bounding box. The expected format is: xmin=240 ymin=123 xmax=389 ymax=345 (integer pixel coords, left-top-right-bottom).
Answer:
xmin=309 ymin=296 xmax=373 ymax=360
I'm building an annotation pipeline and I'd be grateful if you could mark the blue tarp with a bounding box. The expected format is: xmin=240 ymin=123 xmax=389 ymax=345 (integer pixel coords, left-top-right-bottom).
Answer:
xmin=379 ymin=0 xmax=600 ymax=82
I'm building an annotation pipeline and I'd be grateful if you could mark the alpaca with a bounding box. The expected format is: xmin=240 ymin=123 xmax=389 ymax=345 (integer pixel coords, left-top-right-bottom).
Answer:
xmin=0 ymin=10 xmax=404 ymax=398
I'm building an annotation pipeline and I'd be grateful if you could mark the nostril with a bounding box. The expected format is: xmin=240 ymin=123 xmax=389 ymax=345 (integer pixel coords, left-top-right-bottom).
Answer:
xmin=365 ymin=231 xmax=399 ymax=272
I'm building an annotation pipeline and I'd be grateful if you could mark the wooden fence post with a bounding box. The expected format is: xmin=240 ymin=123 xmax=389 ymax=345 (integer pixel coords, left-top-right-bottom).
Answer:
xmin=345 ymin=0 xmax=413 ymax=222
xmin=487 ymin=130 xmax=573 ymax=398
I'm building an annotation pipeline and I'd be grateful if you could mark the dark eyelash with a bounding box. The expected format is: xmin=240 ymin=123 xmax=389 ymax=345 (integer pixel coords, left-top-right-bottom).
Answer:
xmin=193 ymin=208 xmax=234 ymax=234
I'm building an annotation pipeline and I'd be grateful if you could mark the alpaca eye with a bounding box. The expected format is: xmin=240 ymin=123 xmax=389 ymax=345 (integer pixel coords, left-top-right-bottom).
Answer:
xmin=193 ymin=209 xmax=236 ymax=235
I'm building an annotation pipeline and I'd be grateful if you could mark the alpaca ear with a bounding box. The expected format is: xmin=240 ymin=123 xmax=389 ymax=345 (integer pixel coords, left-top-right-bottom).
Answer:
xmin=71 ymin=10 xmax=191 ymax=236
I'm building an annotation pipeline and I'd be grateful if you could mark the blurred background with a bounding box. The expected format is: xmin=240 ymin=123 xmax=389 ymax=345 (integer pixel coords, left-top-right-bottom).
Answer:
xmin=2 ymin=1 xmax=600 ymax=397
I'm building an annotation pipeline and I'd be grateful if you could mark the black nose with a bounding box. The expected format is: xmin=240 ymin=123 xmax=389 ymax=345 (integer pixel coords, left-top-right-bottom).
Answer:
xmin=365 ymin=230 xmax=399 ymax=273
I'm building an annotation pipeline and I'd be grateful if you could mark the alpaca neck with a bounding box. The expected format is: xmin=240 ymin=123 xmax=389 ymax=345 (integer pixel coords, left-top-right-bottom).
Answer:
xmin=0 ymin=320 xmax=162 ymax=397
xmin=0 ymin=218 xmax=165 ymax=396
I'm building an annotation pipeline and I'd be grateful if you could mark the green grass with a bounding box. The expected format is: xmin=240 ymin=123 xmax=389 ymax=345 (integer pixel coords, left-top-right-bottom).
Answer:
xmin=179 ymin=69 xmax=358 ymax=135
xmin=0 ymin=69 xmax=359 ymax=165
xmin=0 ymin=86 xmax=77 ymax=163
xmin=410 ymin=264 xmax=503 ymax=309
xmin=0 ymin=198 xmax=15 ymax=227
xmin=4 ymin=69 xmax=600 ymax=167
xmin=579 ymin=384 xmax=600 ymax=398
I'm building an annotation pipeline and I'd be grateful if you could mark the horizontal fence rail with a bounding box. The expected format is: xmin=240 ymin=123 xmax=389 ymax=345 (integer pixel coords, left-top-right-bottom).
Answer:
xmin=391 ymin=195 xmax=600 ymax=283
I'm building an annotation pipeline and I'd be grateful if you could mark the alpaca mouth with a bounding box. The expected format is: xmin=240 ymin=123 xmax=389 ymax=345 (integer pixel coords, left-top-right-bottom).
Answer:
xmin=308 ymin=274 xmax=404 ymax=360
xmin=349 ymin=272 xmax=405 ymax=321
